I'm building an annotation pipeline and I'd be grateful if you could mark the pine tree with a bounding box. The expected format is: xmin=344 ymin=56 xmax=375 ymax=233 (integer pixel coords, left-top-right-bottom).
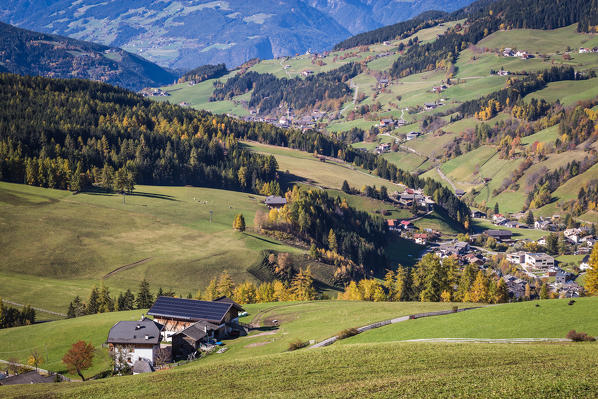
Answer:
xmin=546 ymin=233 xmax=559 ymax=255
xmin=87 ymin=287 xmax=100 ymax=314
xmin=525 ymin=210 xmax=535 ymax=225
xmin=524 ymin=283 xmax=531 ymax=300
xmin=494 ymin=202 xmax=499 ymax=214
xmin=584 ymin=244 xmax=598 ymax=295
xmin=233 ymin=214 xmax=246 ymax=231
xmin=341 ymin=180 xmax=351 ymax=193
xmin=456 ymin=264 xmax=478 ymax=302
xmin=136 ymin=279 xmax=154 ymax=309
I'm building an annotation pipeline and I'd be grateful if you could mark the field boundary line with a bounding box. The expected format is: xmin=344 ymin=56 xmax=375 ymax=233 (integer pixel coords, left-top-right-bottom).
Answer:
xmin=103 ymin=257 xmax=152 ymax=279
xmin=310 ymin=306 xmax=483 ymax=348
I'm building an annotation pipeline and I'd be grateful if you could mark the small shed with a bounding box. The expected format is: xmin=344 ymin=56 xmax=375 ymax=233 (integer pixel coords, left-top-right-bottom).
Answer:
xmin=172 ymin=320 xmax=220 ymax=359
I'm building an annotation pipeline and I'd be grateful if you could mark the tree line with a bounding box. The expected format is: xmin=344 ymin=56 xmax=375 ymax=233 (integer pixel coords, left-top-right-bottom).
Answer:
xmin=0 ymin=73 xmax=471 ymax=230
xmin=0 ymin=298 xmax=36 ymax=329
xmin=178 ymin=63 xmax=228 ymax=84
xmin=339 ymin=254 xmax=509 ymax=304
xmin=0 ymin=73 xmax=279 ymax=194
xmin=210 ymin=63 xmax=361 ymax=113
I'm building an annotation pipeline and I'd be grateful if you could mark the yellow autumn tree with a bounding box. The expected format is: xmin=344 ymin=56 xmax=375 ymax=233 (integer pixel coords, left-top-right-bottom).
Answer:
xmin=584 ymin=244 xmax=598 ymax=295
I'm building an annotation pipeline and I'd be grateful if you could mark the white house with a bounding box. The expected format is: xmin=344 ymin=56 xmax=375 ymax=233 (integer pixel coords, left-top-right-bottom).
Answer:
xmin=525 ymin=253 xmax=555 ymax=269
xmin=107 ymin=317 xmax=163 ymax=371
xmin=580 ymin=254 xmax=591 ymax=271
xmin=506 ymin=251 xmax=526 ymax=265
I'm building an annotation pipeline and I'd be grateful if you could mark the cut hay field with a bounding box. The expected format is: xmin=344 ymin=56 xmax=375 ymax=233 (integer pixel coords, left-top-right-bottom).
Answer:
xmin=3 ymin=340 xmax=597 ymax=398
xmin=0 ymin=182 xmax=301 ymax=313
xmin=342 ymin=297 xmax=598 ymax=344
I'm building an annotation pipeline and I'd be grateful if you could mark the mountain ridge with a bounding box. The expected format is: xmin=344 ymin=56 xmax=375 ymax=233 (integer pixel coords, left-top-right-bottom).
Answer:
xmin=0 ymin=0 xmax=477 ymax=70
xmin=0 ymin=22 xmax=177 ymax=91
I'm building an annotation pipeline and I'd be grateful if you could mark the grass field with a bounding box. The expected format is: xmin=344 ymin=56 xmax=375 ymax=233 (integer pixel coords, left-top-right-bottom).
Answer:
xmin=0 ymin=310 xmax=145 ymax=378
xmin=0 ymin=182 xmax=301 ymax=313
xmin=3 ymin=341 xmax=597 ymax=398
xmin=342 ymin=297 xmax=598 ymax=344
xmin=471 ymin=218 xmax=545 ymax=241
xmin=242 ymin=141 xmax=400 ymax=191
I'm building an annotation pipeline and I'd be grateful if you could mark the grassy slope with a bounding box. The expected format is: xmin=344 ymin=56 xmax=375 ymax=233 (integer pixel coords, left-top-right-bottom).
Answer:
xmin=343 ymin=297 xmax=598 ymax=344
xmin=3 ymin=341 xmax=597 ymax=398
xmin=0 ymin=310 xmax=144 ymax=378
xmin=242 ymin=141 xmax=400 ymax=191
xmin=0 ymin=182 xmax=301 ymax=312
xmin=0 ymin=301 xmax=464 ymax=377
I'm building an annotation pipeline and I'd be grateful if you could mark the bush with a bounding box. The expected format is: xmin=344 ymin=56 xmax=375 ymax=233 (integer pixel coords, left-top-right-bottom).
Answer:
xmin=566 ymin=330 xmax=596 ymax=342
xmin=288 ymin=339 xmax=309 ymax=351
xmin=337 ymin=327 xmax=359 ymax=340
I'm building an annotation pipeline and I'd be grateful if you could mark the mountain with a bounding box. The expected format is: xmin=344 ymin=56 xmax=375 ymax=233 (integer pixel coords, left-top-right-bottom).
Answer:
xmin=0 ymin=22 xmax=176 ymax=91
xmin=0 ymin=0 xmax=476 ymax=70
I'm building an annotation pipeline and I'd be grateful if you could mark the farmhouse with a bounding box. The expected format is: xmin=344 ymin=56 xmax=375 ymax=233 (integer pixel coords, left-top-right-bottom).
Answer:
xmin=379 ymin=118 xmax=395 ymax=127
xmin=406 ymin=131 xmax=420 ymax=140
xmin=424 ymin=102 xmax=437 ymax=110
xmin=484 ymin=229 xmax=513 ymax=241
xmin=172 ymin=320 xmax=221 ymax=359
xmin=524 ymin=253 xmax=555 ymax=269
xmin=106 ymin=317 xmax=163 ymax=370
xmin=265 ymin=195 xmax=287 ymax=208
xmin=147 ymin=296 xmax=244 ymax=342
xmin=471 ymin=210 xmax=486 ymax=218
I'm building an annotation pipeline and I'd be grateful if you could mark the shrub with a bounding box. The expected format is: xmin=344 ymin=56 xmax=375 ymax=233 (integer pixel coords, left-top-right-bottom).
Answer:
xmin=566 ymin=330 xmax=596 ymax=342
xmin=337 ymin=327 xmax=359 ymax=340
xmin=288 ymin=339 xmax=309 ymax=351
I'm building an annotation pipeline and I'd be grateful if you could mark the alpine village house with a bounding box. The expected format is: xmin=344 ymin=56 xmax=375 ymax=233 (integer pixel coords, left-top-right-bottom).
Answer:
xmin=107 ymin=296 xmax=246 ymax=372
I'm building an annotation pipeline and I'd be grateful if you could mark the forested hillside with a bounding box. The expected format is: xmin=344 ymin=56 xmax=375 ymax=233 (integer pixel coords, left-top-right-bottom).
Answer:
xmin=0 ymin=22 xmax=176 ymax=91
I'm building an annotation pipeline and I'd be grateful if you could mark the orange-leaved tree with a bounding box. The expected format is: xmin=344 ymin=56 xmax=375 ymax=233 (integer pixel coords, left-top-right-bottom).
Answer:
xmin=62 ymin=341 xmax=95 ymax=381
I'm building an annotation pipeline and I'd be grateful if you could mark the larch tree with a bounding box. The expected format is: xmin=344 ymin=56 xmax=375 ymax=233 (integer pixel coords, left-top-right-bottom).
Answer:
xmin=62 ymin=341 xmax=95 ymax=381
xmin=216 ymin=271 xmax=235 ymax=298
xmin=469 ymin=271 xmax=489 ymax=303
xmin=584 ymin=244 xmax=598 ymax=295
xmin=494 ymin=278 xmax=509 ymax=303
xmin=290 ymin=268 xmax=316 ymax=301
xmin=233 ymin=213 xmax=246 ymax=232
xmin=328 ymin=229 xmax=338 ymax=252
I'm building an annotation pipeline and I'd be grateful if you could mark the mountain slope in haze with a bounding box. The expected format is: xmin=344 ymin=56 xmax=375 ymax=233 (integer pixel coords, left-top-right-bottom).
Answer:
xmin=0 ymin=22 xmax=176 ymax=91
xmin=305 ymin=0 xmax=476 ymax=34
xmin=0 ymin=0 xmax=476 ymax=70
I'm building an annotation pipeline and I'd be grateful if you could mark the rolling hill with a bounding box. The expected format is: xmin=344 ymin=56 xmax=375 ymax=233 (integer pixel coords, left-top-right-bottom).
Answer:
xmin=152 ymin=1 xmax=598 ymax=222
xmin=0 ymin=0 xmax=477 ymax=70
xmin=0 ymin=298 xmax=597 ymax=397
xmin=0 ymin=22 xmax=176 ymax=91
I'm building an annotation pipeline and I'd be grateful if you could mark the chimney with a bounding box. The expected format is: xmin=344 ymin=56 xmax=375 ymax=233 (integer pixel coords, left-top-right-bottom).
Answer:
xmin=135 ymin=324 xmax=141 ymax=330
xmin=145 ymin=335 xmax=149 ymax=340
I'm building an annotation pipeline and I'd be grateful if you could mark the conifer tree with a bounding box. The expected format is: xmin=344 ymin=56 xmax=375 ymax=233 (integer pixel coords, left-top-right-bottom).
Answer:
xmin=525 ymin=210 xmax=535 ymax=225
xmin=290 ymin=268 xmax=316 ymax=301
xmin=233 ymin=214 xmax=246 ymax=232
xmin=539 ymin=282 xmax=549 ymax=299
xmin=136 ymin=279 xmax=154 ymax=309
xmin=494 ymin=278 xmax=509 ymax=303
xmin=216 ymin=271 xmax=235 ymax=298
xmin=328 ymin=229 xmax=338 ymax=252
xmin=494 ymin=202 xmax=499 ymax=214
xmin=87 ymin=287 xmax=100 ymax=314
xmin=584 ymin=244 xmax=598 ymax=296
xmin=469 ymin=271 xmax=489 ymax=303
xmin=204 ymin=278 xmax=219 ymax=301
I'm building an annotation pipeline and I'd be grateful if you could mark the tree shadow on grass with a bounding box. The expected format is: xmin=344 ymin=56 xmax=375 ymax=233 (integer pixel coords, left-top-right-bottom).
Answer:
xmin=243 ymin=233 xmax=282 ymax=246
xmin=83 ymin=187 xmax=177 ymax=201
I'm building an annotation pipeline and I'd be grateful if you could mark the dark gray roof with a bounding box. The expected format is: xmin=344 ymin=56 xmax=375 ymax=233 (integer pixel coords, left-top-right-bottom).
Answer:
xmin=176 ymin=320 xmax=220 ymax=341
xmin=0 ymin=371 xmax=55 ymax=385
xmin=148 ymin=296 xmax=233 ymax=324
xmin=213 ymin=296 xmax=245 ymax=312
xmin=265 ymin=195 xmax=287 ymax=205
xmin=132 ymin=359 xmax=154 ymax=374
xmin=107 ymin=317 xmax=162 ymax=345
xmin=485 ymin=229 xmax=513 ymax=237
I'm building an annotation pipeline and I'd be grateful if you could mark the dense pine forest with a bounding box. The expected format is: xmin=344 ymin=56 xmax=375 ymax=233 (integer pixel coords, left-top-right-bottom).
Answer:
xmin=0 ymin=73 xmax=279 ymax=193
xmin=210 ymin=63 xmax=361 ymax=113
xmin=178 ymin=64 xmax=228 ymax=84
xmin=0 ymin=73 xmax=471 ymax=230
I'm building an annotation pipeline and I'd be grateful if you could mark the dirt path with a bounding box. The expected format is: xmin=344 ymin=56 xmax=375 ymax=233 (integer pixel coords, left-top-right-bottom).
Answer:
xmin=103 ymin=257 xmax=152 ymax=279
xmin=436 ymin=167 xmax=457 ymax=192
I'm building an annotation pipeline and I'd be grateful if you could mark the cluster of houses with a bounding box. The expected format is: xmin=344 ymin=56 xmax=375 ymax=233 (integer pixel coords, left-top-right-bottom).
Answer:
xmin=503 ymin=48 xmax=530 ymax=59
xmin=241 ymin=109 xmax=326 ymax=130
xmin=139 ymin=88 xmax=170 ymax=97
xmin=579 ymin=47 xmax=598 ymax=54
xmin=107 ymin=296 xmax=247 ymax=374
